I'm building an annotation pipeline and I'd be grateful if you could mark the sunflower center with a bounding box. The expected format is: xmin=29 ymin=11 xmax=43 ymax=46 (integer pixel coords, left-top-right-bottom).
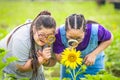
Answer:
xmin=68 ymin=53 xmax=77 ymax=62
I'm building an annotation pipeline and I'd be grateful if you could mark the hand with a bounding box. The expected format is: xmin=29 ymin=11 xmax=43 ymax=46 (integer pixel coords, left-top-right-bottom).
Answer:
xmin=84 ymin=53 xmax=97 ymax=66
xmin=37 ymin=51 xmax=50 ymax=65
xmin=38 ymin=47 xmax=51 ymax=60
xmin=55 ymin=54 xmax=61 ymax=62
xmin=37 ymin=55 xmax=44 ymax=65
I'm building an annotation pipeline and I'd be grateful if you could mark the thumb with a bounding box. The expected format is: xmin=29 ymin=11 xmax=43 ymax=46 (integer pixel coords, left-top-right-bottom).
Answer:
xmin=37 ymin=50 xmax=43 ymax=56
xmin=83 ymin=56 xmax=87 ymax=62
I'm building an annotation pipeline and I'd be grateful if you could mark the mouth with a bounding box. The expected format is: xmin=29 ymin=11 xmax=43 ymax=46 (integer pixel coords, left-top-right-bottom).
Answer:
xmin=40 ymin=40 xmax=46 ymax=44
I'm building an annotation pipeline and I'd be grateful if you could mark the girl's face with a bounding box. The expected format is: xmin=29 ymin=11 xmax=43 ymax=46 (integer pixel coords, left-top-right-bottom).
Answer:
xmin=66 ymin=29 xmax=85 ymax=44
xmin=33 ymin=26 xmax=55 ymax=46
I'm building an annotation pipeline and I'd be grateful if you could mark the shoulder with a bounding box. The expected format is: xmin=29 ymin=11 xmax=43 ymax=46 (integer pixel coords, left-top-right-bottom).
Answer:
xmin=87 ymin=23 xmax=100 ymax=31
xmin=12 ymin=36 xmax=31 ymax=49
xmin=55 ymin=27 xmax=60 ymax=36
xmin=13 ymin=23 xmax=31 ymax=41
xmin=86 ymin=23 xmax=99 ymax=36
xmin=12 ymin=23 xmax=31 ymax=48
xmin=55 ymin=25 xmax=65 ymax=37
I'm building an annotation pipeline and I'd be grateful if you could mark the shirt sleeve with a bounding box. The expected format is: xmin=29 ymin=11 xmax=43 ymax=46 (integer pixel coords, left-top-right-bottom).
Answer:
xmin=53 ymin=29 xmax=65 ymax=54
xmin=98 ymin=25 xmax=111 ymax=42
xmin=12 ymin=37 xmax=30 ymax=65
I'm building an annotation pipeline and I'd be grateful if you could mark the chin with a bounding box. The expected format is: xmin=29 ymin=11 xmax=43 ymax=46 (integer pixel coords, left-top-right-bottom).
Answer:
xmin=38 ymin=42 xmax=45 ymax=46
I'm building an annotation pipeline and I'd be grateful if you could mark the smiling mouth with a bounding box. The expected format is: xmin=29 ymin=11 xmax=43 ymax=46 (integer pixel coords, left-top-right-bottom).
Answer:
xmin=40 ymin=40 xmax=46 ymax=43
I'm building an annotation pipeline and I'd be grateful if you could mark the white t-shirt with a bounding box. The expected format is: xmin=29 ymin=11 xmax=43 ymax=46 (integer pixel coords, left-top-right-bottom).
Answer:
xmin=0 ymin=23 xmax=44 ymax=79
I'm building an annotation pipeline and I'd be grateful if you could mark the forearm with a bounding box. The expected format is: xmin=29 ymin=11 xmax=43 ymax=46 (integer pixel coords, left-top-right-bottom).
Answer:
xmin=16 ymin=59 xmax=33 ymax=72
xmin=92 ymin=34 xmax=113 ymax=56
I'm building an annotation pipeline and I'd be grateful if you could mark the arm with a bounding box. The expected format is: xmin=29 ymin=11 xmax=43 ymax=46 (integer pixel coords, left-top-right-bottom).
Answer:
xmin=12 ymin=38 xmax=44 ymax=72
xmin=55 ymin=53 xmax=62 ymax=63
xmin=84 ymin=33 xmax=113 ymax=66
xmin=17 ymin=56 xmax=45 ymax=72
xmin=53 ymin=28 xmax=65 ymax=63
xmin=91 ymin=33 xmax=113 ymax=56
xmin=37 ymin=47 xmax=57 ymax=67
xmin=16 ymin=50 xmax=57 ymax=72
xmin=16 ymin=59 xmax=32 ymax=72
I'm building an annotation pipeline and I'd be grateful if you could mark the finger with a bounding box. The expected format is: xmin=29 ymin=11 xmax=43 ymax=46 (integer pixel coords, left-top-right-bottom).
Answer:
xmin=85 ymin=62 xmax=89 ymax=66
xmin=88 ymin=58 xmax=93 ymax=65
xmin=44 ymin=56 xmax=51 ymax=60
xmin=83 ymin=56 xmax=88 ymax=62
xmin=84 ymin=58 xmax=91 ymax=66
xmin=89 ymin=62 xmax=92 ymax=66
xmin=87 ymin=60 xmax=93 ymax=66
xmin=37 ymin=52 xmax=42 ymax=57
xmin=48 ymin=55 xmax=51 ymax=59
xmin=42 ymin=52 xmax=50 ymax=56
xmin=37 ymin=50 xmax=42 ymax=55
xmin=85 ymin=61 xmax=89 ymax=66
xmin=90 ymin=63 xmax=93 ymax=66
xmin=90 ymin=60 xmax=94 ymax=66
xmin=45 ymin=50 xmax=51 ymax=53
xmin=86 ymin=62 xmax=91 ymax=66
xmin=42 ymin=49 xmax=51 ymax=54
xmin=84 ymin=57 xmax=89 ymax=64
xmin=43 ymin=52 xmax=51 ymax=57
xmin=38 ymin=57 xmax=44 ymax=64
xmin=88 ymin=63 xmax=92 ymax=66
xmin=46 ymin=53 xmax=51 ymax=57
xmin=38 ymin=50 xmax=42 ymax=53
xmin=43 ymin=47 xmax=51 ymax=51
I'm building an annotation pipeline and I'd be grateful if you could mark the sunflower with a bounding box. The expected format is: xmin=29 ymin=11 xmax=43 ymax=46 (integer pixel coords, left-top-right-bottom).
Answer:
xmin=61 ymin=48 xmax=83 ymax=69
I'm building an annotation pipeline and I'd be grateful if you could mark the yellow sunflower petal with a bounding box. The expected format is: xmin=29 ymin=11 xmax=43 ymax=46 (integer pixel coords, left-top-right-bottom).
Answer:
xmin=61 ymin=48 xmax=83 ymax=69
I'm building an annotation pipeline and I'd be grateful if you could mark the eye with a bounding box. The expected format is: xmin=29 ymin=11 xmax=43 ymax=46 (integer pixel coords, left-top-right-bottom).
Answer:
xmin=67 ymin=36 xmax=73 ymax=40
xmin=38 ymin=33 xmax=45 ymax=37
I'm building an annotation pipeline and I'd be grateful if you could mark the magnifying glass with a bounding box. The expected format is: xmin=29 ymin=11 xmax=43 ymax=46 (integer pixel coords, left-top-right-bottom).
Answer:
xmin=46 ymin=35 xmax=56 ymax=47
xmin=68 ymin=39 xmax=79 ymax=48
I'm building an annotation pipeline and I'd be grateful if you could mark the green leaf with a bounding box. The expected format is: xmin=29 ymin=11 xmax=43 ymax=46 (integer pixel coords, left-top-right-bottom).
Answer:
xmin=66 ymin=68 xmax=71 ymax=74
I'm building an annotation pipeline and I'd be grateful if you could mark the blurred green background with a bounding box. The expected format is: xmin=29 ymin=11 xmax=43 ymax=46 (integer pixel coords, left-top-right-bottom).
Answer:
xmin=0 ymin=0 xmax=120 ymax=80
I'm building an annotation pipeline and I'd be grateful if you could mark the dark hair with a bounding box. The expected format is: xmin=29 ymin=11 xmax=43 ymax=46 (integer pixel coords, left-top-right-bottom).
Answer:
xmin=65 ymin=14 xmax=86 ymax=31
xmin=30 ymin=10 xmax=56 ymax=77
xmin=65 ymin=14 xmax=99 ymax=32
xmin=86 ymin=20 xmax=99 ymax=24
xmin=32 ymin=11 xmax=56 ymax=30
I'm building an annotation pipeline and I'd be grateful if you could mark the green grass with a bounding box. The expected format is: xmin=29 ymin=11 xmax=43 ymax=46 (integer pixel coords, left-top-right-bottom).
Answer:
xmin=0 ymin=1 xmax=120 ymax=80
xmin=0 ymin=1 xmax=120 ymax=29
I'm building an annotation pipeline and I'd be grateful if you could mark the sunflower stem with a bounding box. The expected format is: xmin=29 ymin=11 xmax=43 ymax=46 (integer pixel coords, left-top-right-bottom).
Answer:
xmin=70 ymin=69 xmax=74 ymax=80
xmin=73 ymin=69 xmax=76 ymax=80
xmin=76 ymin=67 xmax=81 ymax=76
